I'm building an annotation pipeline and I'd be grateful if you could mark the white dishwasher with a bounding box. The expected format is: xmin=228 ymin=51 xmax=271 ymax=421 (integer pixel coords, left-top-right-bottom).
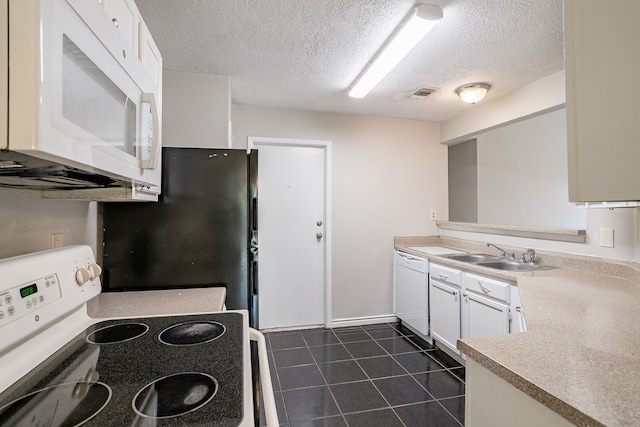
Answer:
xmin=394 ymin=251 xmax=430 ymax=335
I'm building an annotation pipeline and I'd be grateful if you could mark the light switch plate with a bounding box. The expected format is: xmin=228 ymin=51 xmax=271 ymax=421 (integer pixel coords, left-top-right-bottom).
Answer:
xmin=600 ymin=228 xmax=614 ymax=248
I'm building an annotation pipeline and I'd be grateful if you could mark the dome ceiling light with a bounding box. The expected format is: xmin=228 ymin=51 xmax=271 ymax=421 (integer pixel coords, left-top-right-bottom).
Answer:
xmin=455 ymin=83 xmax=491 ymax=104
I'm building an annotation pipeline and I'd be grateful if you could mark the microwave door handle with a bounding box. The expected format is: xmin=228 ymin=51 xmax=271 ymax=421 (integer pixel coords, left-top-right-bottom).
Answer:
xmin=140 ymin=92 xmax=160 ymax=170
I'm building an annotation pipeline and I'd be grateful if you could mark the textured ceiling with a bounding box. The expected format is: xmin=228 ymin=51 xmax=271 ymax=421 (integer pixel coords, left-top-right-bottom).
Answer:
xmin=133 ymin=0 xmax=564 ymax=122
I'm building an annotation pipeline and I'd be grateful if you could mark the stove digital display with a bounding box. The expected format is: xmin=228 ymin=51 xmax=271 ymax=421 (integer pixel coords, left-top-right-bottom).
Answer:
xmin=19 ymin=284 xmax=38 ymax=298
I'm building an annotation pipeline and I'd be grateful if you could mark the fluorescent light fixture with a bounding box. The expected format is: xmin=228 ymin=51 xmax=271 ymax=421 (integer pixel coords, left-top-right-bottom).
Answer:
xmin=455 ymin=83 xmax=491 ymax=104
xmin=348 ymin=3 xmax=443 ymax=98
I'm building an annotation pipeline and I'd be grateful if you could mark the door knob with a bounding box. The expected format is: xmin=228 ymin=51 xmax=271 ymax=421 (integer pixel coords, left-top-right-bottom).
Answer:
xmin=316 ymin=233 xmax=323 ymax=239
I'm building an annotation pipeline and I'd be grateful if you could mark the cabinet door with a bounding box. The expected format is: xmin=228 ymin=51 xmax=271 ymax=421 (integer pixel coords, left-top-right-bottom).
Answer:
xmin=464 ymin=292 xmax=510 ymax=339
xmin=140 ymin=23 xmax=163 ymax=89
xmin=395 ymin=264 xmax=428 ymax=335
xmin=565 ymin=0 xmax=640 ymax=202
xmin=103 ymin=0 xmax=139 ymax=55
xmin=429 ymin=279 xmax=461 ymax=354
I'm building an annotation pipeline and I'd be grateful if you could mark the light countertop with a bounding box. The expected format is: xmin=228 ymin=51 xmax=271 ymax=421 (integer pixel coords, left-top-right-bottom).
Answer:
xmin=395 ymin=236 xmax=640 ymax=427
xmin=87 ymin=287 xmax=227 ymax=319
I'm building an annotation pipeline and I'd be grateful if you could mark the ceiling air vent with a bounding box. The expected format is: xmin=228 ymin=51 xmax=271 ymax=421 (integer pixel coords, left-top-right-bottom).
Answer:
xmin=409 ymin=88 xmax=436 ymax=99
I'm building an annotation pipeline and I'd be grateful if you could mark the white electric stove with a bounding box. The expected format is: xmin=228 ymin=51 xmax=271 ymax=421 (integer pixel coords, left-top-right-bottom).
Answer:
xmin=0 ymin=245 xmax=277 ymax=426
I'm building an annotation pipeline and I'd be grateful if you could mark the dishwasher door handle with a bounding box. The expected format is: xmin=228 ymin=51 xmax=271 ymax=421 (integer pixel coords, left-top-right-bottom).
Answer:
xmin=398 ymin=252 xmax=424 ymax=262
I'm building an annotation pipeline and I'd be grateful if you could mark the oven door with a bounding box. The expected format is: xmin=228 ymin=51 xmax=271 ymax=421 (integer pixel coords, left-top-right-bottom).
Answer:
xmin=7 ymin=0 xmax=160 ymax=188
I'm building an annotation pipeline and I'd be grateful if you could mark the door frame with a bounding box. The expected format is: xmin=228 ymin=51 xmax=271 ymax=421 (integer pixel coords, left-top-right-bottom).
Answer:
xmin=247 ymin=136 xmax=333 ymax=328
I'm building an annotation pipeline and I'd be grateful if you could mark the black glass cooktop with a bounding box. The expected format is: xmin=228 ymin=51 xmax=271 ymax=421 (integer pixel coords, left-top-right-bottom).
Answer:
xmin=0 ymin=312 xmax=245 ymax=426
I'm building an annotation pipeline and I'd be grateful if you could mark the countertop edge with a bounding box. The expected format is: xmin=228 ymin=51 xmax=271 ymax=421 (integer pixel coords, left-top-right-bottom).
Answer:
xmin=456 ymin=340 xmax=606 ymax=427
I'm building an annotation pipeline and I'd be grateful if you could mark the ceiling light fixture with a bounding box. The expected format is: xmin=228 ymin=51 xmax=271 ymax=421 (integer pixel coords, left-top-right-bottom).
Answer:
xmin=348 ymin=3 xmax=443 ymax=99
xmin=455 ymin=83 xmax=491 ymax=104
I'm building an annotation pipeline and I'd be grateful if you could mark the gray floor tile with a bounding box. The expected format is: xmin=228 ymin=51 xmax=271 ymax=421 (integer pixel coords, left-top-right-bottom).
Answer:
xmin=309 ymin=343 xmax=352 ymax=363
xmin=365 ymin=328 xmax=405 ymax=339
xmin=440 ymin=396 xmax=465 ymax=424
xmin=302 ymin=330 xmax=341 ymax=346
xmin=373 ymin=375 xmax=434 ymax=406
xmin=356 ymin=355 xmax=408 ymax=379
xmin=270 ymin=332 xmax=306 ymax=350
xmin=334 ymin=330 xmax=372 ymax=343
xmin=289 ymin=416 xmax=347 ymax=427
xmin=393 ymin=351 xmax=445 ymax=374
xmin=343 ymin=340 xmax=387 ymax=358
xmin=394 ymin=400 xmax=461 ymax=427
xmin=376 ymin=336 xmax=421 ymax=354
xmin=413 ymin=370 xmax=465 ymax=399
xmin=283 ymin=386 xmax=341 ymax=422
xmin=329 ymin=380 xmax=389 ymax=413
xmin=278 ymin=364 xmax=326 ymax=390
xmin=273 ymin=347 xmax=315 ymax=368
xmin=317 ymin=360 xmax=368 ymax=384
xmin=343 ymin=408 xmax=404 ymax=427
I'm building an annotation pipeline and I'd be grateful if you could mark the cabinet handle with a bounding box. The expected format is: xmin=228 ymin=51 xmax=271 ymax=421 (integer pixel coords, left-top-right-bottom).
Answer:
xmin=438 ymin=273 xmax=448 ymax=280
xmin=112 ymin=18 xmax=119 ymax=28
xmin=478 ymin=282 xmax=492 ymax=294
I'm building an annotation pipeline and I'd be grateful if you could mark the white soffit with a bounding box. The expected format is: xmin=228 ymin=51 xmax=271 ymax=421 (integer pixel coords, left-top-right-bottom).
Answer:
xmin=134 ymin=0 xmax=564 ymax=122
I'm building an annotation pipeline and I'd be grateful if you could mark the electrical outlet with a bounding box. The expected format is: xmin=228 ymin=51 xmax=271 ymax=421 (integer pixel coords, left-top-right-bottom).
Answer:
xmin=430 ymin=210 xmax=437 ymax=220
xmin=51 ymin=233 xmax=64 ymax=249
xmin=599 ymin=228 xmax=614 ymax=248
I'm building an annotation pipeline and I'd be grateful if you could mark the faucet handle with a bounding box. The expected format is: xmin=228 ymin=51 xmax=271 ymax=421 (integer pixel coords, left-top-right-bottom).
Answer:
xmin=522 ymin=248 xmax=536 ymax=263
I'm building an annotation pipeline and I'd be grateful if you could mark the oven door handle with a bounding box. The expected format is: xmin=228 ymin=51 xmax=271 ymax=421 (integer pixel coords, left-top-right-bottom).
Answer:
xmin=249 ymin=327 xmax=279 ymax=426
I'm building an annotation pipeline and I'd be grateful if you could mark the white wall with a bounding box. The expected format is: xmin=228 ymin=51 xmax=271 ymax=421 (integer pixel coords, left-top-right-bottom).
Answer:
xmin=476 ymin=109 xmax=585 ymax=228
xmin=0 ymin=188 xmax=96 ymax=259
xmin=162 ymin=71 xmax=231 ymax=148
xmin=232 ymin=105 xmax=446 ymax=321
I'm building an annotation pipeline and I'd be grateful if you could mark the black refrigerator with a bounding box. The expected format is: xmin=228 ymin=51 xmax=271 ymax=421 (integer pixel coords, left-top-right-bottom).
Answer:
xmin=99 ymin=147 xmax=259 ymax=328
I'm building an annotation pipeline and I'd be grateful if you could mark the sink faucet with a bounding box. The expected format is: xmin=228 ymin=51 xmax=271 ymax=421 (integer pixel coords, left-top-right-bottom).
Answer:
xmin=521 ymin=248 xmax=536 ymax=263
xmin=486 ymin=243 xmax=515 ymax=259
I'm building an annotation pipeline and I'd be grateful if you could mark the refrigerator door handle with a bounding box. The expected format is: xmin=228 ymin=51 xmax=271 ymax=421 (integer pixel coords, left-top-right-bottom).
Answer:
xmin=251 ymin=197 xmax=258 ymax=231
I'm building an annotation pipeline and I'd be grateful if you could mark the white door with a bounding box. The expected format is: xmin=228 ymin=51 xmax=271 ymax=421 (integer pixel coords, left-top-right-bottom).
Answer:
xmin=429 ymin=280 xmax=461 ymax=354
xmin=251 ymin=138 xmax=329 ymax=330
xmin=465 ymin=293 xmax=510 ymax=338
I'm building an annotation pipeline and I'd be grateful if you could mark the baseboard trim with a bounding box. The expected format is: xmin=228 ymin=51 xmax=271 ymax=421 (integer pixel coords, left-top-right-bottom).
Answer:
xmin=329 ymin=314 xmax=398 ymax=329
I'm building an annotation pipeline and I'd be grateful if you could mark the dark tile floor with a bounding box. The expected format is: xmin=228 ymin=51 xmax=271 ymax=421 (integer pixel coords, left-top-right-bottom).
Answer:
xmin=260 ymin=323 xmax=465 ymax=427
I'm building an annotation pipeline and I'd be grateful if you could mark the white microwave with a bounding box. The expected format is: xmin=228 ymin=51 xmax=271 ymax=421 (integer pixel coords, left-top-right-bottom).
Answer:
xmin=0 ymin=0 xmax=161 ymax=196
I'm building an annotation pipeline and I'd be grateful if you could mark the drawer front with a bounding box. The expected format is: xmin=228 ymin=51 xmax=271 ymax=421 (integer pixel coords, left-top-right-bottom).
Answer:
xmin=429 ymin=263 xmax=462 ymax=286
xmin=465 ymin=273 xmax=510 ymax=303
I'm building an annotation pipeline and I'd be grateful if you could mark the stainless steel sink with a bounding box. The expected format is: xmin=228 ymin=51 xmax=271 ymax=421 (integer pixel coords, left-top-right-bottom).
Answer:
xmin=476 ymin=260 xmax=557 ymax=271
xmin=444 ymin=253 xmax=503 ymax=263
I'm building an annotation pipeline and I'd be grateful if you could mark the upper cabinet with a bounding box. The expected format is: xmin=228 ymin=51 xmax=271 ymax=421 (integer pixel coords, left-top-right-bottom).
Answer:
xmin=99 ymin=0 xmax=162 ymax=91
xmin=101 ymin=0 xmax=139 ymax=57
xmin=565 ymin=0 xmax=640 ymax=203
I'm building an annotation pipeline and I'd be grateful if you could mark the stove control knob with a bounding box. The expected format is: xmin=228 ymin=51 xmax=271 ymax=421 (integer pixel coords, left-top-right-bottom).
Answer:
xmin=75 ymin=268 xmax=91 ymax=286
xmin=88 ymin=263 xmax=102 ymax=280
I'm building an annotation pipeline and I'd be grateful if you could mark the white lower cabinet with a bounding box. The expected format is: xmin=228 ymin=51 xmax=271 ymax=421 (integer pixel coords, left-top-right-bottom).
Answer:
xmin=429 ymin=263 xmax=463 ymax=355
xmin=430 ymin=280 xmax=461 ymax=352
xmin=429 ymin=263 xmax=521 ymax=356
xmin=463 ymin=273 xmax=511 ymax=340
